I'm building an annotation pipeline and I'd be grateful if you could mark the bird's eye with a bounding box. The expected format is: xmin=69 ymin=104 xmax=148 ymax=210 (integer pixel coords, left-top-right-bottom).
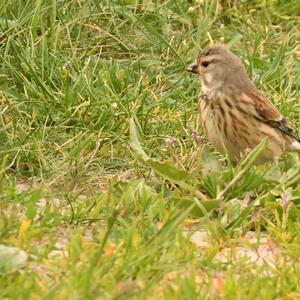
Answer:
xmin=201 ymin=61 xmax=210 ymax=67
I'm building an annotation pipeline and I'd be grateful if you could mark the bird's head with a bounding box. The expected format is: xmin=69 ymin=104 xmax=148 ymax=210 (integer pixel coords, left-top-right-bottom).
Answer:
xmin=186 ymin=44 xmax=250 ymax=91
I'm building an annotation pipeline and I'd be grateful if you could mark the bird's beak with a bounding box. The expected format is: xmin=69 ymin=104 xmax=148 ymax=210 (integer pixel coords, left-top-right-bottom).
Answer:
xmin=186 ymin=61 xmax=198 ymax=74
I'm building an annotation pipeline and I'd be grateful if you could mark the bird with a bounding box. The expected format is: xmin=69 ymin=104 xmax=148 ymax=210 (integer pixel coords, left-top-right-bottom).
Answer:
xmin=186 ymin=44 xmax=300 ymax=164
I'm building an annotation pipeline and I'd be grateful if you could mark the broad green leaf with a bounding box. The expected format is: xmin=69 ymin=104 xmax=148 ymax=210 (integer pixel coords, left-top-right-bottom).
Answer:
xmin=147 ymin=159 xmax=190 ymax=183
xmin=130 ymin=118 xmax=189 ymax=183
xmin=130 ymin=118 xmax=207 ymax=200
xmin=129 ymin=118 xmax=149 ymax=161
xmin=173 ymin=198 xmax=221 ymax=217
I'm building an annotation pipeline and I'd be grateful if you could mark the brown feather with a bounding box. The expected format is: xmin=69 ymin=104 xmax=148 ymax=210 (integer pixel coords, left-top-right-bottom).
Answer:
xmin=247 ymin=90 xmax=299 ymax=140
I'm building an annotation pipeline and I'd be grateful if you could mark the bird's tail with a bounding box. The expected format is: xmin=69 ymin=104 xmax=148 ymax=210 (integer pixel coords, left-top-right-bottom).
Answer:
xmin=294 ymin=138 xmax=300 ymax=151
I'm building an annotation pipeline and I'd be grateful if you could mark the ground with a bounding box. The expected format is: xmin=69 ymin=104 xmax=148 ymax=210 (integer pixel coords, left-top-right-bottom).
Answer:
xmin=1 ymin=0 xmax=300 ymax=299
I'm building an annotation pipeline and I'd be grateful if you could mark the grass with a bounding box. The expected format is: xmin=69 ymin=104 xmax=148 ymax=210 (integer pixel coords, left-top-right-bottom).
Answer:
xmin=0 ymin=0 xmax=300 ymax=299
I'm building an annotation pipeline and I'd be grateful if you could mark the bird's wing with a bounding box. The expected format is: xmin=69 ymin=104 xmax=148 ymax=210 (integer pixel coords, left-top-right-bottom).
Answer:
xmin=247 ymin=90 xmax=299 ymax=141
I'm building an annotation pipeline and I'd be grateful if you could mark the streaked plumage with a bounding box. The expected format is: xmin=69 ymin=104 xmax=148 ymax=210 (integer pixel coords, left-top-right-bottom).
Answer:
xmin=187 ymin=45 xmax=300 ymax=164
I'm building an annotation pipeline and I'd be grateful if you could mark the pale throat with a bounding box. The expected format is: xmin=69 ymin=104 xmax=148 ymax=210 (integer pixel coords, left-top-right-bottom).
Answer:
xmin=201 ymin=72 xmax=221 ymax=89
xmin=200 ymin=71 xmax=227 ymax=96
xmin=200 ymin=73 xmax=224 ymax=102
xmin=200 ymin=81 xmax=216 ymax=102
xmin=200 ymin=73 xmax=219 ymax=99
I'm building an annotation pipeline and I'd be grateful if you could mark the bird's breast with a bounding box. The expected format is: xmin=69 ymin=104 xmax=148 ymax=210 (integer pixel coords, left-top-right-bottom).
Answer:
xmin=198 ymin=92 xmax=287 ymax=163
xmin=199 ymin=96 xmax=226 ymax=154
